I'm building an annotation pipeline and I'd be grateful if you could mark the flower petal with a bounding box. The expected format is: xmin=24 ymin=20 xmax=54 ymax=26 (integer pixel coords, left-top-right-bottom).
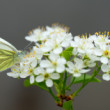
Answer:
xmin=50 ymin=73 xmax=60 ymax=79
xmin=36 ymin=75 xmax=44 ymax=82
xmin=56 ymin=65 xmax=65 ymax=73
xmin=31 ymin=59 xmax=37 ymax=68
xmin=80 ymin=69 xmax=90 ymax=73
xmin=101 ymin=64 xmax=109 ymax=72
xmin=34 ymin=67 xmax=44 ymax=75
xmin=74 ymin=73 xmax=81 ymax=77
xmin=102 ymin=74 xmax=110 ymax=81
xmin=53 ymin=47 xmax=63 ymax=54
xmin=46 ymin=68 xmax=55 ymax=73
xmin=57 ymin=58 xmax=66 ymax=65
xmin=67 ymin=61 xmax=74 ymax=69
xmin=7 ymin=72 xmax=19 ymax=78
xmin=30 ymin=75 xmax=34 ymax=84
xmin=46 ymin=79 xmax=53 ymax=87
xmin=100 ymin=57 xmax=108 ymax=64
xmin=40 ymin=60 xmax=52 ymax=68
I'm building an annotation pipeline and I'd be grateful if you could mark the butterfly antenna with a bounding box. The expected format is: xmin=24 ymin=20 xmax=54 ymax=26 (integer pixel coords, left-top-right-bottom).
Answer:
xmin=23 ymin=42 xmax=33 ymax=50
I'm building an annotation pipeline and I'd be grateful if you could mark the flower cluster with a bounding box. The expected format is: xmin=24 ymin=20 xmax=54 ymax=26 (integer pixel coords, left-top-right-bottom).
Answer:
xmin=7 ymin=24 xmax=110 ymax=87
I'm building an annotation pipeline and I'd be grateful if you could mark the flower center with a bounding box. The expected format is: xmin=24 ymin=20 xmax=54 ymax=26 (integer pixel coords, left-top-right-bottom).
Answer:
xmin=52 ymin=62 xmax=57 ymax=66
xmin=104 ymin=50 xmax=109 ymax=56
xmin=44 ymin=73 xmax=50 ymax=79
xmin=28 ymin=69 xmax=33 ymax=74
xmin=74 ymin=69 xmax=79 ymax=73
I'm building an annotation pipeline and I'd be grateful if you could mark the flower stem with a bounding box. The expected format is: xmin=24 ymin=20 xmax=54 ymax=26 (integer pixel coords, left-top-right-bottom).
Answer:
xmin=72 ymin=63 xmax=101 ymax=97
xmin=48 ymin=88 xmax=59 ymax=102
xmin=62 ymin=71 xmax=67 ymax=95
xmin=67 ymin=77 xmax=75 ymax=89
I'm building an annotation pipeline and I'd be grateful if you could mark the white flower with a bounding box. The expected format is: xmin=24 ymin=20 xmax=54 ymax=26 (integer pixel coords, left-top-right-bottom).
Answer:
xmin=83 ymin=59 xmax=96 ymax=68
xmin=66 ymin=58 xmax=90 ymax=77
xmin=93 ymin=35 xmax=110 ymax=48
xmin=94 ymin=45 xmax=110 ymax=64
xmin=71 ymin=36 xmax=94 ymax=54
xmin=7 ymin=50 xmax=38 ymax=81
xmin=40 ymin=53 xmax=66 ymax=73
xmin=101 ymin=63 xmax=110 ymax=81
xmin=40 ymin=31 xmax=73 ymax=54
xmin=7 ymin=64 xmax=21 ymax=78
xmin=35 ymin=67 xmax=60 ymax=87
xmin=33 ymin=46 xmax=43 ymax=60
xmin=25 ymin=29 xmax=47 ymax=42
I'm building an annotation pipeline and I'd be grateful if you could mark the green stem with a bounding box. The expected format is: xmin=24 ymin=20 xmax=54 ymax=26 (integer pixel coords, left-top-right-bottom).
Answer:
xmin=73 ymin=63 xmax=101 ymax=96
xmin=67 ymin=77 xmax=75 ymax=89
xmin=62 ymin=71 xmax=67 ymax=95
xmin=48 ymin=88 xmax=59 ymax=102
xmin=83 ymin=74 xmax=86 ymax=84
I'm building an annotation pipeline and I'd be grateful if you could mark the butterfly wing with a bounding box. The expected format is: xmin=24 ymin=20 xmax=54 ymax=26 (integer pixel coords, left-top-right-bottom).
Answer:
xmin=0 ymin=38 xmax=18 ymax=52
xmin=0 ymin=49 xmax=17 ymax=71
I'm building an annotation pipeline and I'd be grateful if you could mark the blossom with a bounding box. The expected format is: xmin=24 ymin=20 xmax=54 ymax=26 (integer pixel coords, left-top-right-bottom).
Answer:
xmin=40 ymin=32 xmax=73 ymax=54
xmin=7 ymin=25 xmax=110 ymax=84
xmin=71 ymin=36 xmax=94 ymax=54
xmin=93 ymin=43 xmax=110 ymax=64
xmin=25 ymin=28 xmax=47 ymax=42
xmin=7 ymin=50 xmax=38 ymax=84
xmin=66 ymin=58 xmax=90 ymax=77
xmin=40 ymin=53 xmax=66 ymax=73
xmin=101 ymin=63 xmax=110 ymax=81
xmin=34 ymin=67 xmax=60 ymax=87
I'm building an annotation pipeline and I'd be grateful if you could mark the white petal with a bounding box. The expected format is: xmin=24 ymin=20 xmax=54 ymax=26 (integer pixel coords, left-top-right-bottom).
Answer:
xmin=66 ymin=68 xmax=72 ymax=73
xmin=70 ymin=41 xmax=78 ymax=47
xmin=7 ymin=72 xmax=19 ymax=78
xmin=41 ymin=46 xmax=52 ymax=52
xmin=53 ymin=47 xmax=63 ymax=54
xmin=49 ymin=53 xmax=59 ymax=61
xmin=100 ymin=57 xmax=108 ymax=64
xmin=74 ymin=58 xmax=82 ymax=64
xmin=34 ymin=67 xmax=44 ymax=75
xmin=40 ymin=60 xmax=52 ymax=68
xmin=46 ymin=68 xmax=55 ymax=73
xmin=31 ymin=59 xmax=37 ymax=68
xmin=74 ymin=36 xmax=80 ymax=42
xmin=102 ymin=74 xmax=110 ymax=81
xmin=25 ymin=36 xmax=35 ymax=42
xmin=88 ymin=62 xmax=96 ymax=67
xmin=46 ymin=79 xmax=53 ymax=87
xmin=56 ymin=65 xmax=65 ymax=73
xmin=78 ymin=48 xmax=85 ymax=53
xmin=30 ymin=75 xmax=34 ymax=84
xmin=67 ymin=61 xmax=74 ymax=69
xmin=61 ymin=41 xmax=69 ymax=47
xmin=36 ymin=75 xmax=44 ymax=82
xmin=74 ymin=73 xmax=81 ymax=77
xmin=20 ymin=74 xmax=28 ymax=78
xmin=101 ymin=64 xmax=109 ymax=72
xmin=57 ymin=58 xmax=66 ymax=65
xmin=94 ymin=49 xmax=103 ymax=56
xmin=80 ymin=69 xmax=90 ymax=73
xmin=50 ymin=73 xmax=60 ymax=79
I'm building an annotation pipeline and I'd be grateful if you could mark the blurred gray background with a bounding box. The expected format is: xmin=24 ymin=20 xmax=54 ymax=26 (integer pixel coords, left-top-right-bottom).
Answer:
xmin=0 ymin=0 xmax=110 ymax=110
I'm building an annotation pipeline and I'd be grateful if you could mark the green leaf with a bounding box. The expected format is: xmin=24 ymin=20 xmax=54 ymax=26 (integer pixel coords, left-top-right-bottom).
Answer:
xmin=72 ymin=74 xmax=101 ymax=84
xmin=24 ymin=79 xmax=31 ymax=87
xmin=61 ymin=47 xmax=73 ymax=61
xmin=63 ymin=100 xmax=73 ymax=110
xmin=35 ymin=82 xmax=48 ymax=91
xmin=24 ymin=79 xmax=48 ymax=91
